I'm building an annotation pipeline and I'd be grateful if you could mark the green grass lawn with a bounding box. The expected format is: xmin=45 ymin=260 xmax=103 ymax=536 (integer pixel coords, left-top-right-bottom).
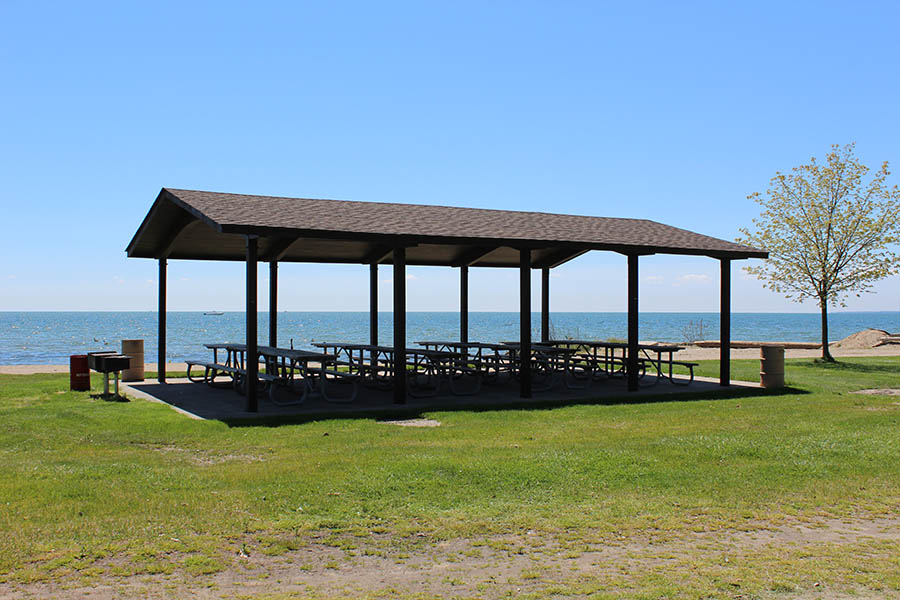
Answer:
xmin=1 ymin=358 xmax=899 ymax=598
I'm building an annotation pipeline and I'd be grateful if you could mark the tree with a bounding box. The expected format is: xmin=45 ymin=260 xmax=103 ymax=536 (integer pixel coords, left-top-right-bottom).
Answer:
xmin=738 ymin=143 xmax=900 ymax=361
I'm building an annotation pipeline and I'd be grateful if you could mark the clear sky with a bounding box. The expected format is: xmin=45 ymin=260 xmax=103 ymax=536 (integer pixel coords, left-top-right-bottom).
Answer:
xmin=2 ymin=1 xmax=898 ymax=313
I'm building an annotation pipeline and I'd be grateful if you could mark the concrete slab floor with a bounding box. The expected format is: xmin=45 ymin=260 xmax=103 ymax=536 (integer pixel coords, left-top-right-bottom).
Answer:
xmin=123 ymin=374 xmax=764 ymax=423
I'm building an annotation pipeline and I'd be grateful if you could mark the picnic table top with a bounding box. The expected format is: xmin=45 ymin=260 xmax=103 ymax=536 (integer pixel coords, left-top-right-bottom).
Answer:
xmin=639 ymin=343 xmax=684 ymax=352
xmin=204 ymin=343 xmax=335 ymax=361
xmin=311 ymin=342 xmax=383 ymax=351
xmin=416 ymin=340 xmax=511 ymax=351
xmin=311 ymin=342 xmax=460 ymax=359
xmin=205 ymin=342 xmax=240 ymax=350
xmin=500 ymin=342 xmax=578 ymax=354
xmin=548 ymin=339 xmax=684 ymax=352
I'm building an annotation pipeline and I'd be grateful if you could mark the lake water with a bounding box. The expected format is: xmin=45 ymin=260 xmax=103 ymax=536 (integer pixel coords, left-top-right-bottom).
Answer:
xmin=0 ymin=311 xmax=897 ymax=365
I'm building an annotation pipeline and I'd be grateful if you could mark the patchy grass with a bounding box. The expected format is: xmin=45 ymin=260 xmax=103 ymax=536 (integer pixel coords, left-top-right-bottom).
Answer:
xmin=1 ymin=357 xmax=899 ymax=598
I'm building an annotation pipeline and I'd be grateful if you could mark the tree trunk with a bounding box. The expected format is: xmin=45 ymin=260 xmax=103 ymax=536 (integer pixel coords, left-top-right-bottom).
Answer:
xmin=820 ymin=301 xmax=835 ymax=362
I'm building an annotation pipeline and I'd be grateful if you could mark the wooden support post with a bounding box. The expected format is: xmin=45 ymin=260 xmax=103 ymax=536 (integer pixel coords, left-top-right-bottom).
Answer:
xmin=370 ymin=263 xmax=378 ymax=346
xmin=269 ymin=261 xmax=278 ymax=348
xmin=720 ymin=258 xmax=731 ymax=386
xmin=393 ymin=247 xmax=407 ymax=405
xmin=520 ymin=249 xmax=532 ymax=398
xmin=460 ymin=265 xmax=469 ymax=344
xmin=541 ymin=267 xmax=550 ymax=343
xmin=246 ymin=236 xmax=259 ymax=412
xmin=627 ymin=254 xmax=639 ymax=392
xmin=158 ymin=258 xmax=167 ymax=383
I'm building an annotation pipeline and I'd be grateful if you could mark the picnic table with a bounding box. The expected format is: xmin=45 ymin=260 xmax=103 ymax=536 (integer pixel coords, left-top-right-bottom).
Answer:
xmin=187 ymin=343 xmax=358 ymax=405
xmin=186 ymin=342 xmax=247 ymax=387
xmin=310 ymin=342 xmax=392 ymax=389
xmin=416 ymin=341 xmax=514 ymax=387
xmin=501 ymin=342 xmax=582 ymax=391
xmin=548 ymin=340 xmax=697 ymax=385
xmin=311 ymin=342 xmax=469 ymax=397
xmin=419 ymin=341 xmax=599 ymax=391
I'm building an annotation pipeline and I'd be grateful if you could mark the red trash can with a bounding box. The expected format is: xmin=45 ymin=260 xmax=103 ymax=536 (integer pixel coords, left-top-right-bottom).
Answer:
xmin=70 ymin=355 xmax=90 ymax=391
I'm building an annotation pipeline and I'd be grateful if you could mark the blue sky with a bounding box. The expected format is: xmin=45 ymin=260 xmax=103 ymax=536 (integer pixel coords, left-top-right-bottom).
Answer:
xmin=2 ymin=0 xmax=898 ymax=313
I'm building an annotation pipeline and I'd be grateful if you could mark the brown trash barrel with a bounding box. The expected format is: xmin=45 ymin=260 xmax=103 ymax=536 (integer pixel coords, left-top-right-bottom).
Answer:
xmin=760 ymin=345 xmax=785 ymax=388
xmin=69 ymin=355 xmax=90 ymax=391
xmin=121 ymin=339 xmax=145 ymax=382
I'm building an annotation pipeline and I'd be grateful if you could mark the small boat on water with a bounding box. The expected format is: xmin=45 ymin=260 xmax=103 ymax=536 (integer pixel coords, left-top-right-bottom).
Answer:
xmin=203 ymin=311 xmax=225 ymax=316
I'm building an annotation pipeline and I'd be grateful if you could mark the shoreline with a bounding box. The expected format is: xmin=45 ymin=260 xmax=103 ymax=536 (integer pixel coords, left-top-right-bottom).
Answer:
xmin=0 ymin=362 xmax=190 ymax=375
xmin=2 ymin=345 xmax=899 ymax=375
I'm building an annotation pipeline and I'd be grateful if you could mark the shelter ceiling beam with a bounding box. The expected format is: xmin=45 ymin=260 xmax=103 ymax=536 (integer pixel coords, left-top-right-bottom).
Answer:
xmin=263 ymin=236 xmax=300 ymax=262
xmin=533 ymin=248 xmax=590 ymax=269
xmin=452 ymin=246 xmax=496 ymax=267
xmin=363 ymin=244 xmax=395 ymax=264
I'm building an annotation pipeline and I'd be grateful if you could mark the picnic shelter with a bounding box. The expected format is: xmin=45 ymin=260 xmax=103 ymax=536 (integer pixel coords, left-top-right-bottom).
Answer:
xmin=126 ymin=188 xmax=768 ymax=411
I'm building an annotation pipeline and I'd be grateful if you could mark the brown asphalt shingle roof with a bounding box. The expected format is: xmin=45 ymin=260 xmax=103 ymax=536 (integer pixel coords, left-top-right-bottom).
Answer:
xmin=126 ymin=188 xmax=767 ymax=264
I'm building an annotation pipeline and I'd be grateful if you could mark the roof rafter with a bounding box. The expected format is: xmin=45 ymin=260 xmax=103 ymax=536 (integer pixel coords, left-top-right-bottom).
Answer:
xmin=263 ymin=236 xmax=300 ymax=262
xmin=362 ymin=244 xmax=395 ymax=264
xmin=156 ymin=213 xmax=195 ymax=259
xmin=451 ymin=246 xmax=497 ymax=267
xmin=533 ymin=248 xmax=590 ymax=269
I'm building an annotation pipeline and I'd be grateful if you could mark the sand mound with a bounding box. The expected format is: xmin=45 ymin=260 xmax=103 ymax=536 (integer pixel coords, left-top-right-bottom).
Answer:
xmin=832 ymin=328 xmax=890 ymax=349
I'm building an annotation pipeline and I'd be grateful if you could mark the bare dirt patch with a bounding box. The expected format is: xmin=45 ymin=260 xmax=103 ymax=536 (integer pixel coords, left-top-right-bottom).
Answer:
xmin=135 ymin=443 xmax=263 ymax=466
xmin=853 ymin=388 xmax=900 ymax=397
xmin=379 ymin=418 xmax=442 ymax=427
xmin=4 ymin=515 xmax=899 ymax=599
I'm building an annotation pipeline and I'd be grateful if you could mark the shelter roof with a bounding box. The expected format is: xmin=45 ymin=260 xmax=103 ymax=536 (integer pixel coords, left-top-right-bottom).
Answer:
xmin=126 ymin=188 xmax=767 ymax=267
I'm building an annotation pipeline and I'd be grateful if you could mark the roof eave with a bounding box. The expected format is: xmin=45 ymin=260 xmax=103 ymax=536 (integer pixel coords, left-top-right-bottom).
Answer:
xmin=215 ymin=224 xmax=767 ymax=261
xmin=126 ymin=188 xmax=225 ymax=258
xmin=125 ymin=190 xmax=166 ymax=256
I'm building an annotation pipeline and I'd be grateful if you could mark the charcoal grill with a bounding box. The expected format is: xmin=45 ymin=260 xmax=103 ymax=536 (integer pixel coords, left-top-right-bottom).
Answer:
xmin=88 ymin=351 xmax=133 ymax=398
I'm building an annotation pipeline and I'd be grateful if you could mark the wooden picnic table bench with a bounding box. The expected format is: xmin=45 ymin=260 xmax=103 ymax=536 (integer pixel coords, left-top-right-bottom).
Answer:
xmin=415 ymin=341 xmax=516 ymax=391
xmin=548 ymin=340 xmax=697 ymax=386
xmin=188 ymin=343 xmax=359 ymax=405
xmin=312 ymin=342 xmax=471 ymax=397
xmin=636 ymin=343 xmax=697 ymax=385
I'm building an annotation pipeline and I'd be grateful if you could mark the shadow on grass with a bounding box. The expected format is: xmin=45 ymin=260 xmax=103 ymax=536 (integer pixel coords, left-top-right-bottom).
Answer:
xmin=789 ymin=360 xmax=900 ymax=374
xmin=223 ymin=385 xmax=803 ymax=428
xmin=89 ymin=393 xmax=130 ymax=402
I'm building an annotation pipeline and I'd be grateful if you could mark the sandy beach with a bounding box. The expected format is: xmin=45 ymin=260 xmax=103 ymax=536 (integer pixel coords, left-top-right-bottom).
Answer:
xmin=0 ymin=362 xmax=192 ymax=375
xmin=2 ymin=344 xmax=897 ymax=375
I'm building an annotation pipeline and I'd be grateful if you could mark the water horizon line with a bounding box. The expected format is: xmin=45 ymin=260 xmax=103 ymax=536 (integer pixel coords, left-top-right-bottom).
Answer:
xmin=2 ymin=309 xmax=897 ymax=315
